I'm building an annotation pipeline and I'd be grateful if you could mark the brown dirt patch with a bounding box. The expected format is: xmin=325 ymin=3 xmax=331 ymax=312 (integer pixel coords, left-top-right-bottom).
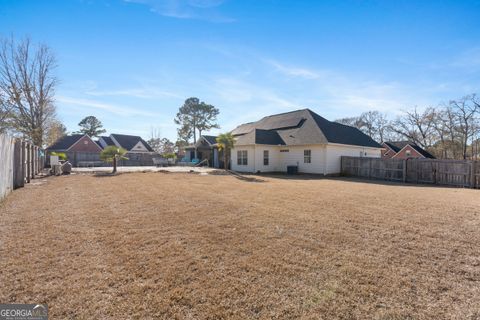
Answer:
xmin=0 ymin=173 xmax=479 ymax=319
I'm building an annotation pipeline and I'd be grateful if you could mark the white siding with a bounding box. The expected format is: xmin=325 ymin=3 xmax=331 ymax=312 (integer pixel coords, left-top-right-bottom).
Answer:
xmin=325 ymin=144 xmax=381 ymax=174
xmin=231 ymin=146 xmax=256 ymax=172
xmin=254 ymin=146 xmax=281 ymax=172
xmin=129 ymin=141 xmax=150 ymax=153
xmin=277 ymin=145 xmax=326 ymax=174
xmin=232 ymin=144 xmax=327 ymax=174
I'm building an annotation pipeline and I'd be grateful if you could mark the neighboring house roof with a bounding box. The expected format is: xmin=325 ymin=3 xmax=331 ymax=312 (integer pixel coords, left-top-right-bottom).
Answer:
xmin=99 ymin=136 xmax=115 ymax=146
xmin=110 ymin=134 xmax=154 ymax=152
xmin=384 ymin=141 xmax=435 ymax=159
xmin=231 ymin=109 xmax=381 ymax=148
xmin=47 ymin=134 xmax=85 ymax=150
xmin=408 ymin=144 xmax=435 ymax=159
xmin=202 ymin=135 xmax=218 ymax=145
xmin=384 ymin=141 xmax=408 ymax=153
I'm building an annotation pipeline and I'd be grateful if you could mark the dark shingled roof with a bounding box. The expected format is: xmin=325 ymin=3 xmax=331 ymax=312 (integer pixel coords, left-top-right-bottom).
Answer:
xmin=202 ymin=135 xmax=218 ymax=145
xmin=47 ymin=134 xmax=85 ymax=151
xmin=236 ymin=129 xmax=286 ymax=145
xmin=231 ymin=109 xmax=381 ymax=148
xmin=99 ymin=136 xmax=115 ymax=147
xmin=411 ymin=145 xmax=435 ymax=159
xmin=110 ymin=134 xmax=154 ymax=152
xmin=384 ymin=141 xmax=435 ymax=159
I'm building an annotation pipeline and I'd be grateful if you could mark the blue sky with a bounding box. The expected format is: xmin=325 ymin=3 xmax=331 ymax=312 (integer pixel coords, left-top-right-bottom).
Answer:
xmin=1 ymin=0 xmax=480 ymax=141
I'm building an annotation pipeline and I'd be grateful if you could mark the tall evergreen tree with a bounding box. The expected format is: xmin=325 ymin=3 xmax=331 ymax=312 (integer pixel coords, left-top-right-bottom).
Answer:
xmin=174 ymin=97 xmax=219 ymax=144
xmin=77 ymin=116 xmax=106 ymax=137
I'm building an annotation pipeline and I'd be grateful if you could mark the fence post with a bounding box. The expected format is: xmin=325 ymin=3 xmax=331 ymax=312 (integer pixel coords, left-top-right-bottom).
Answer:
xmin=402 ymin=159 xmax=407 ymax=183
xmin=30 ymin=144 xmax=34 ymax=179
xmin=26 ymin=143 xmax=31 ymax=183
xmin=33 ymin=146 xmax=37 ymax=176
xmin=21 ymin=141 xmax=25 ymax=184
xmin=471 ymin=161 xmax=476 ymax=188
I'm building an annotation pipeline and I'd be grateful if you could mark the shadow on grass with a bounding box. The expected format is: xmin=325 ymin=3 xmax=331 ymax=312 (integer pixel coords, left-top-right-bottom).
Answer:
xmin=260 ymin=173 xmax=467 ymax=189
xmin=227 ymin=171 xmax=266 ymax=183
xmin=93 ymin=171 xmax=120 ymax=178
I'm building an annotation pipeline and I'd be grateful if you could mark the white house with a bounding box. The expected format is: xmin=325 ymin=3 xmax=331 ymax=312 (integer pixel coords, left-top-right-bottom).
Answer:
xmin=230 ymin=109 xmax=382 ymax=175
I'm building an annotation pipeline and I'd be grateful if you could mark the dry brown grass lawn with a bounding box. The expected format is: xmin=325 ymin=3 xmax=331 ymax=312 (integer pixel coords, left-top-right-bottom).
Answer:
xmin=0 ymin=172 xmax=479 ymax=319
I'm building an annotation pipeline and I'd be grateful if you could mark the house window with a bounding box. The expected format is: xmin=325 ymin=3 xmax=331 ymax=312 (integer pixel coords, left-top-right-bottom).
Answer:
xmin=237 ymin=150 xmax=248 ymax=165
xmin=263 ymin=150 xmax=269 ymax=166
xmin=406 ymin=150 xmax=411 ymax=157
xmin=280 ymin=149 xmax=289 ymax=153
xmin=304 ymin=150 xmax=311 ymax=163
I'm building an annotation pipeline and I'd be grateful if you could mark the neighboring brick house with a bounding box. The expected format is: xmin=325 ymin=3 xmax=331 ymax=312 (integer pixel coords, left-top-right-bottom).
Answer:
xmin=47 ymin=134 xmax=102 ymax=153
xmin=47 ymin=133 xmax=156 ymax=167
xmin=46 ymin=134 xmax=103 ymax=166
xmin=382 ymin=141 xmax=435 ymax=159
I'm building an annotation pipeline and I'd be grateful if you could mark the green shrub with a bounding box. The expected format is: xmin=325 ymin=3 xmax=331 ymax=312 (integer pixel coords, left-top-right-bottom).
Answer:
xmin=163 ymin=153 xmax=176 ymax=159
xmin=50 ymin=152 xmax=67 ymax=161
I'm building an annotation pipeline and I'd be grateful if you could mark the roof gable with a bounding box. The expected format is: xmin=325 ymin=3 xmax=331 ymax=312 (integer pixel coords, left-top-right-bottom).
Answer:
xmin=47 ymin=134 xmax=85 ymax=150
xmin=202 ymin=135 xmax=218 ymax=145
xmin=384 ymin=141 xmax=435 ymax=159
xmin=232 ymin=108 xmax=382 ymax=148
xmin=308 ymin=110 xmax=381 ymax=148
xmin=110 ymin=134 xmax=153 ymax=152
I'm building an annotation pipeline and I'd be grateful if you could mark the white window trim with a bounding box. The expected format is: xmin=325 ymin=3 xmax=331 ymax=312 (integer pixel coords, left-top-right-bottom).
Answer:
xmin=304 ymin=149 xmax=311 ymax=163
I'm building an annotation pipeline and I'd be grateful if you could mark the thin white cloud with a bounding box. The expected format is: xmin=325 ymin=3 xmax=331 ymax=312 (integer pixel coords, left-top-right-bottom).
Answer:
xmin=265 ymin=59 xmax=323 ymax=79
xmin=124 ymin=0 xmax=234 ymax=22
xmin=262 ymin=57 xmax=433 ymax=116
xmin=85 ymin=87 xmax=182 ymax=99
xmin=56 ymin=96 xmax=155 ymax=117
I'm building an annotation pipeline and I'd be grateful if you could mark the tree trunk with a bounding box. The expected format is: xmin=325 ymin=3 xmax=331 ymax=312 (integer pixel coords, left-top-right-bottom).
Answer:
xmin=112 ymin=157 xmax=117 ymax=174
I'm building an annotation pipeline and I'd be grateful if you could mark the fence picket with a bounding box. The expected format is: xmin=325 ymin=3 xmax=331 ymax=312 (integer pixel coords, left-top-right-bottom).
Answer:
xmin=0 ymin=134 xmax=45 ymax=201
xmin=341 ymin=156 xmax=479 ymax=189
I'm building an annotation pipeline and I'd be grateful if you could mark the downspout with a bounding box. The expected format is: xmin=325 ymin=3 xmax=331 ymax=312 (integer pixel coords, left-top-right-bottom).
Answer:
xmin=253 ymin=145 xmax=256 ymax=173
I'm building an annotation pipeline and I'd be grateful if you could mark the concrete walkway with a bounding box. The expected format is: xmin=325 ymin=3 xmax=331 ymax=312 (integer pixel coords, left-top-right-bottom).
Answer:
xmin=72 ymin=166 xmax=220 ymax=174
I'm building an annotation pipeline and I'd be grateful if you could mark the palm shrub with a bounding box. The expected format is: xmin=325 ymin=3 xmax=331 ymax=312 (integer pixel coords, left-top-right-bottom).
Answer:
xmin=50 ymin=151 xmax=67 ymax=161
xmin=216 ymin=132 xmax=235 ymax=170
xmin=100 ymin=146 xmax=128 ymax=174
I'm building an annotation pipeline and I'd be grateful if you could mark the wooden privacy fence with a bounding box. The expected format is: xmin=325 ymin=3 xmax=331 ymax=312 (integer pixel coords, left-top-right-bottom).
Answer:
xmin=0 ymin=133 xmax=45 ymax=201
xmin=341 ymin=156 xmax=480 ymax=189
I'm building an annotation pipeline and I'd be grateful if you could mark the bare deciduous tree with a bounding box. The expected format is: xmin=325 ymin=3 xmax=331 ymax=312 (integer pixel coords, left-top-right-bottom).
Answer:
xmin=336 ymin=111 xmax=390 ymax=143
xmin=0 ymin=37 xmax=58 ymax=145
xmin=449 ymin=95 xmax=479 ymax=159
xmin=391 ymin=107 xmax=436 ymax=149
xmin=0 ymin=90 xmax=13 ymax=133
